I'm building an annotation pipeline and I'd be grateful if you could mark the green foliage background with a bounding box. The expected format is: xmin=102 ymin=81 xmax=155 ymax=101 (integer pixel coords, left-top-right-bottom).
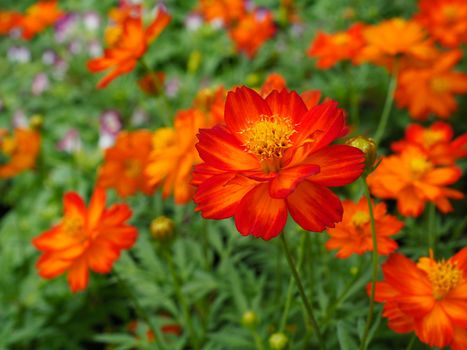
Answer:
xmin=0 ymin=0 xmax=465 ymax=349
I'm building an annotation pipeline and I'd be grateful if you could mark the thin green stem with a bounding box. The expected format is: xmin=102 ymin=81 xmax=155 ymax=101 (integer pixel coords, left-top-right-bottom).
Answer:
xmin=164 ymin=251 xmax=200 ymax=350
xmin=280 ymin=234 xmax=326 ymax=350
xmin=405 ymin=333 xmax=417 ymax=350
xmin=252 ymin=329 xmax=265 ymax=350
xmin=374 ymin=73 xmax=397 ymax=143
xmin=427 ymin=203 xmax=436 ymax=254
xmin=359 ymin=177 xmax=379 ymax=350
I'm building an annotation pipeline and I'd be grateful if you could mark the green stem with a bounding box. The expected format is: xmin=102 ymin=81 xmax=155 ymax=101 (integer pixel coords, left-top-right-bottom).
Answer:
xmin=359 ymin=177 xmax=379 ymax=350
xmin=164 ymin=251 xmax=200 ymax=350
xmin=374 ymin=72 xmax=397 ymax=143
xmin=252 ymin=329 xmax=265 ymax=350
xmin=405 ymin=333 xmax=417 ymax=350
xmin=280 ymin=234 xmax=325 ymax=350
xmin=427 ymin=203 xmax=436 ymax=254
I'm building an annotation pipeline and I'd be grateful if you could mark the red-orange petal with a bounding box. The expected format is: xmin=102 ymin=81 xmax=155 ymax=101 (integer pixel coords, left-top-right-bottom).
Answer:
xmin=145 ymin=6 xmax=171 ymax=43
xmin=234 ymin=183 xmax=287 ymax=240
xmin=414 ymin=303 xmax=454 ymax=348
xmin=67 ymin=257 xmax=89 ymax=293
xmin=265 ymin=89 xmax=307 ymax=124
xmin=286 ymin=180 xmax=342 ymax=232
xmin=269 ymin=164 xmax=320 ymax=198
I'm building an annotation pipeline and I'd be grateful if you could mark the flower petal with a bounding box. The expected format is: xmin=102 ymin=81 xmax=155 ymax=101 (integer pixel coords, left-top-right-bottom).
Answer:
xmin=67 ymin=257 xmax=89 ymax=293
xmin=265 ymin=89 xmax=307 ymax=124
xmin=414 ymin=303 xmax=454 ymax=348
xmin=286 ymin=180 xmax=342 ymax=232
xmin=269 ymin=164 xmax=320 ymax=198
xmin=234 ymin=183 xmax=287 ymax=240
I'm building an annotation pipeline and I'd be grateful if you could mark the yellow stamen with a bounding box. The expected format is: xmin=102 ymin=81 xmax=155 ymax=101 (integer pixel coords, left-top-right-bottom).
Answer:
xmin=430 ymin=77 xmax=450 ymax=93
xmin=442 ymin=5 xmax=458 ymax=21
xmin=240 ymin=114 xmax=295 ymax=164
xmin=427 ymin=259 xmax=462 ymax=300
xmin=409 ymin=157 xmax=432 ymax=179
xmin=352 ymin=211 xmax=370 ymax=227
xmin=62 ymin=216 xmax=85 ymax=240
xmin=333 ymin=33 xmax=349 ymax=46
xmin=124 ymin=159 xmax=142 ymax=178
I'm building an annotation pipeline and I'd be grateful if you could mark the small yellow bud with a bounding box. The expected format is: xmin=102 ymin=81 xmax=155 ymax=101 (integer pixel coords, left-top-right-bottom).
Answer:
xmin=30 ymin=114 xmax=44 ymax=130
xmin=150 ymin=216 xmax=175 ymax=241
xmin=246 ymin=73 xmax=260 ymax=87
xmin=346 ymin=136 xmax=377 ymax=174
xmin=350 ymin=266 xmax=359 ymax=275
xmin=269 ymin=332 xmax=288 ymax=350
xmin=188 ymin=50 xmax=202 ymax=74
xmin=241 ymin=310 xmax=258 ymax=328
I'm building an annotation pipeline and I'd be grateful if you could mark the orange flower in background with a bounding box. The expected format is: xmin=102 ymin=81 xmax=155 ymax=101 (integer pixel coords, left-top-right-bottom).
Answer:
xmin=138 ymin=72 xmax=166 ymax=96
xmin=356 ymin=18 xmax=437 ymax=72
xmin=192 ymin=86 xmax=226 ymax=125
xmin=97 ymin=130 xmax=154 ymax=198
xmin=33 ymin=188 xmax=138 ymax=292
xmin=371 ymin=249 xmax=467 ymax=349
xmin=367 ymin=146 xmax=463 ymax=217
xmin=193 ymin=86 xmax=365 ymax=240
xmin=0 ymin=11 xmax=22 ymax=35
xmin=395 ymin=50 xmax=467 ymax=120
xmin=198 ymin=0 xmax=245 ymax=25
xmin=307 ymin=23 xmax=365 ymax=69
xmin=0 ymin=128 xmax=40 ymax=178
xmin=229 ymin=9 xmax=276 ymax=58
xmin=326 ymin=197 xmax=403 ymax=258
xmin=146 ymin=109 xmax=205 ymax=204
xmin=416 ymin=0 xmax=467 ymax=48
xmin=19 ymin=0 xmax=63 ymax=40
xmin=391 ymin=122 xmax=467 ymax=166
xmin=87 ymin=6 xmax=171 ymax=88
xmin=105 ymin=1 xmax=142 ymax=47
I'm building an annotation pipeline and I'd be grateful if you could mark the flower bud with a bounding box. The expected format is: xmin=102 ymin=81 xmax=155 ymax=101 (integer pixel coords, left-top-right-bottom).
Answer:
xmin=269 ymin=332 xmax=288 ymax=350
xmin=346 ymin=136 xmax=377 ymax=174
xmin=241 ymin=310 xmax=258 ymax=328
xmin=30 ymin=114 xmax=44 ymax=130
xmin=150 ymin=216 xmax=175 ymax=241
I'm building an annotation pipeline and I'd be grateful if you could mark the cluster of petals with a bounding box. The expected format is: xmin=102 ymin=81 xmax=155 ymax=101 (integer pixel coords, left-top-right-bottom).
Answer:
xmin=146 ymin=87 xmax=226 ymax=204
xmin=371 ymin=249 xmax=467 ymax=349
xmin=395 ymin=50 xmax=467 ymax=120
xmin=228 ymin=8 xmax=276 ymax=58
xmin=0 ymin=127 xmax=41 ymax=178
xmin=33 ymin=188 xmax=137 ymax=292
xmin=415 ymin=0 xmax=467 ymax=48
xmin=197 ymin=0 xmax=246 ymax=25
xmin=87 ymin=5 xmax=171 ymax=88
xmin=391 ymin=122 xmax=467 ymax=166
xmin=356 ymin=18 xmax=437 ymax=72
xmin=307 ymin=23 xmax=366 ymax=69
xmin=0 ymin=11 xmax=22 ymax=35
xmin=193 ymin=86 xmax=365 ymax=240
xmin=367 ymin=146 xmax=463 ymax=217
xmin=326 ymin=197 xmax=403 ymax=258
xmin=97 ymin=130 xmax=155 ymax=198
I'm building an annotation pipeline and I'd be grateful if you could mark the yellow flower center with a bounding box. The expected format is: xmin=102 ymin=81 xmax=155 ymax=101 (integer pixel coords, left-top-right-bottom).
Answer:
xmin=422 ymin=130 xmax=444 ymax=147
xmin=105 ymin=25 xmax=123 ymax=47
xmin=409 ymin=157 xmax=432 ymax=179
xmin=430 ymin=77 xmax=450 ymax=93
xmin=241 ymin=115 xmax=295 ymax=160
xmin=333 ymin=33 xmax=349 ymax=46
xmin=442 ymin=5 xmax=458 ymax=21
xmin=352 ymin=211 xmax=370 ymax=227
xmin=124 ymin=159 xmax=142 ymax=178
xmin=62 ymin=216 xmax=86 ymax=240
xmin=427 ymin=260 xmax=462 ymax=300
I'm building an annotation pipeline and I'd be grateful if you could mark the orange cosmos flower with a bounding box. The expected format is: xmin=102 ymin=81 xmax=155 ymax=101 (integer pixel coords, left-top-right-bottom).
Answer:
xmin=307 ymin=23 xmax=365 ymax=69
xmin=0 ymin=11 xmax=22 ymax=35
xmin=325 ymin=197 xmax=403 ymax=258
xmin=371 ymin=249 xmax=467 ymax=349
xmin=19 ymin=0 xmax=63 ymax=40
xmin=87 ymin=6 xmax=171 ymax=89
xmin=367 ymin=146 xmax=463 ymax=217
xmin=395 ymin=50 xmax=467 ymax=120
xmin=192 ymin=86 xmax=226 ymax=125
xmin=193 ymin=86 xmax=365 ymax=240
xmin=97 ymin=130 xmax=154 ymax=198
xmin=228 ymin=9 xmax=276 ymax=58
xmin=198 ymin=0 xmax=246 ymax=25
xmin=0 ymin=128 xmax=40 ymax=178
xmin=391 ymin=122 xmax=467 ymax=166
xmin=146 ymin=109 xmax=205 ymax=204
xmin=357 ymin=18 xmax=437 ymax=72
xmin=416 ymin=0 xmax=467 ymax=48
xmin=32 ymin=187 xmax=138 ymax=292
